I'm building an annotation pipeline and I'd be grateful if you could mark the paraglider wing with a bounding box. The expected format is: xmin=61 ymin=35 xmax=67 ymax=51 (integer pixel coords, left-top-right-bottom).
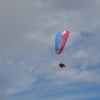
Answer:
xmin=55 ymin=31 xmax=70 ymax=54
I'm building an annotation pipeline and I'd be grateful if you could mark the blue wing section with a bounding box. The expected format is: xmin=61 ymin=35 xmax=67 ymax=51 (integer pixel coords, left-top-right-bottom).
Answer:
xmin=55 ymin=31 xmax=64 ymax=54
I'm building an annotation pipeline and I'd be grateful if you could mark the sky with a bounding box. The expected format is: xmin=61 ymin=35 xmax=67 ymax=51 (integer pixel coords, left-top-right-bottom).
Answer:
xmin=0 ymin=0 xmax=100 ymax=100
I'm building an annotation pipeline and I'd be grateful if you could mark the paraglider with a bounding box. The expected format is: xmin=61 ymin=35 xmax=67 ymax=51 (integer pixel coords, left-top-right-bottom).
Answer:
xmin=59 ymin=62 xmax=66 ymax=68
xmin=55 ymin=30 xmax=70 ymax=68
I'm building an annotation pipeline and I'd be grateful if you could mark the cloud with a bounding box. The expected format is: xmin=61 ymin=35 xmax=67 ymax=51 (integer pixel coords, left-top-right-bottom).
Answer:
xmin=71 ymin=50 xmax=88 ymax=58
xmin=0 ymin=0 xmax=100 ymax=100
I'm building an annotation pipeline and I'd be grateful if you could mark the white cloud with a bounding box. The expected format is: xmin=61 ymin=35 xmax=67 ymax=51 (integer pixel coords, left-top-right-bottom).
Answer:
xmin=71 ymin=50 xmax=89 ymax=58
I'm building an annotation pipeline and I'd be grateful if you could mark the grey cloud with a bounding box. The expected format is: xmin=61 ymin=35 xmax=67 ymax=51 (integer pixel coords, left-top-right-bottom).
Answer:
xmin=0 ymin=0 xmax=100 ymax=55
